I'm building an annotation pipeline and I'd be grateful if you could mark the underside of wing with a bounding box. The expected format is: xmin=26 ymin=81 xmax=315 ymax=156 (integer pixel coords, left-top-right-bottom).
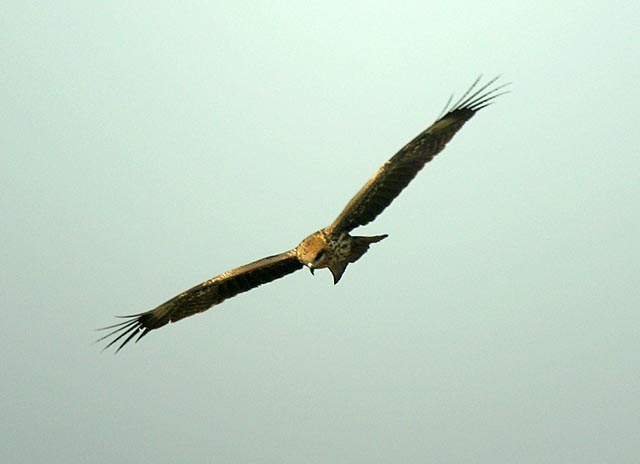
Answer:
xmin=328 ymin=76 xmax=508 ymax=234
xmin=98 ymin=249 xmax=302 ymax=352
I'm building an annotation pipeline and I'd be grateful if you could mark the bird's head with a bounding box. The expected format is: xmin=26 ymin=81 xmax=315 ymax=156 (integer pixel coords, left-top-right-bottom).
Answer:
xmin=296 ymin=230 xmax=330 ymax=274
xmin=307 ymin=249 xmax=328 ymax=275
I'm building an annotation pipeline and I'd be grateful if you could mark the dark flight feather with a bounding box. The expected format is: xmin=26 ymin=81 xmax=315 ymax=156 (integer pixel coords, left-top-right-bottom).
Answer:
xmin=97 ymin=250 xmax=302 ymax=352
xmin=327 ymin=76 xmax=509 ymax=234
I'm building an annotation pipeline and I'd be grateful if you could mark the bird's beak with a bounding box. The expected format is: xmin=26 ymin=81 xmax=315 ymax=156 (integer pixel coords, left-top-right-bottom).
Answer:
xmin=307 ymin=264 xmax=315 ymax=275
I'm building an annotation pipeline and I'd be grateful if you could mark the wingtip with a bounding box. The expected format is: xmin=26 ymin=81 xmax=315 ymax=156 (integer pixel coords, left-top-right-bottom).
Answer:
xmin=442 ymin=75 xmax=511 ymax=116
xmin=96 ymin=314 xmax=147 ymax=353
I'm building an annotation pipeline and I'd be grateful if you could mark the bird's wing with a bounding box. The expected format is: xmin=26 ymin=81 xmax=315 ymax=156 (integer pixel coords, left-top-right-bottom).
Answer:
xmin=327 ymin=76 xmax=508 ymax=234
xmin=98 ymin=249 xmax=302 ymax=352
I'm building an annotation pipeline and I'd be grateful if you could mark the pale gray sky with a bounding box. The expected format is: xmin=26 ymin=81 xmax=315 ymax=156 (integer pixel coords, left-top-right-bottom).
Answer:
xmin=2 ymin=1 xmax=639 ymax=463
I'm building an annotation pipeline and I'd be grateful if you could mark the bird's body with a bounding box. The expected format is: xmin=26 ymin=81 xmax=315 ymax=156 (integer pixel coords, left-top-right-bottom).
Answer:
xmin=99 ymin=76 xmax=508 ymax=352
xmin=296 ymin=229 xmax=388 ymax=284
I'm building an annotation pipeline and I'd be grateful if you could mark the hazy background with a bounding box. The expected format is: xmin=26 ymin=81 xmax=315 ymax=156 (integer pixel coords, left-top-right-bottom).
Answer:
xmin=2 ymin=1 xmax=639 ymax=462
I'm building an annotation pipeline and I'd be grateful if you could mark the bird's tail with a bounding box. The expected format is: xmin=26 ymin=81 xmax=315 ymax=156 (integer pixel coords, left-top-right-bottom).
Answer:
xmin=329 ymin=234 xmax=388 ymax=284
xmin=349 ymin=234 xmax=388 ymax=264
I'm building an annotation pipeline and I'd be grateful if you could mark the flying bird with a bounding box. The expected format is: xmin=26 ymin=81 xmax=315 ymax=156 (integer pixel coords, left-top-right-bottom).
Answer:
xmin=99 ymin=76 xmax=508 ymax=352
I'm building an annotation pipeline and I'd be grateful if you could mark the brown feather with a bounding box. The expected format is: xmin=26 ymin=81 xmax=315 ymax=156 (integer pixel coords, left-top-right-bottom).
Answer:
xmin=97 ymin=250 xmax=302 ymax=352
xmin=327 ymin=76 xmax=508 ymax=234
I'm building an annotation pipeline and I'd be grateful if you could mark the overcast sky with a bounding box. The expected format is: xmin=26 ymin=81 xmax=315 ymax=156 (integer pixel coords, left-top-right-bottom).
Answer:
xmin=2 ymin=1 xmax=639 ymax=463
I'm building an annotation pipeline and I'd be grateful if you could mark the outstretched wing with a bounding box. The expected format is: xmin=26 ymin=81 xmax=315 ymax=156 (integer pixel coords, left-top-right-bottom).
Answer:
xmin=327 ymin=76 xmax=508 ymax=234
xmin=98 ymin=250 xmax=302 ymax=352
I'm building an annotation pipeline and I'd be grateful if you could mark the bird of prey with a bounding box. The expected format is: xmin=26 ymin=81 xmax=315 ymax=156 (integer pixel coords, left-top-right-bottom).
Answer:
xmin=99 ymin=76 xmax=508 ymax=352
